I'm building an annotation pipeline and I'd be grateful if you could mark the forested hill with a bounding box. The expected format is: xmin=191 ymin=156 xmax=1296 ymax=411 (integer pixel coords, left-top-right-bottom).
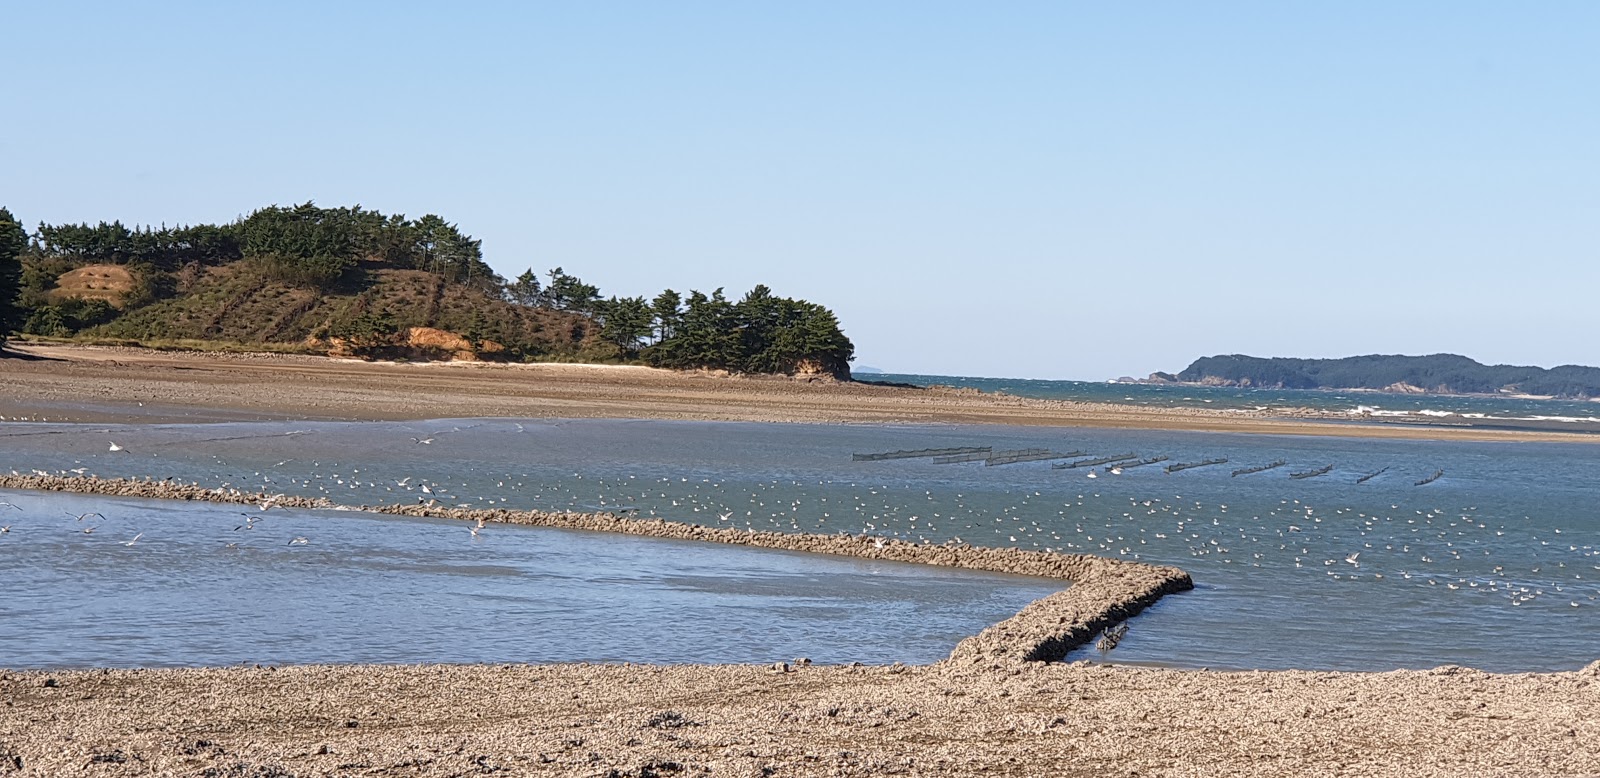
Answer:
xmin=0 ymin=203 xmax=854 ymax=377
xmin=1160 ymin=354 xmax=1600 ymax=399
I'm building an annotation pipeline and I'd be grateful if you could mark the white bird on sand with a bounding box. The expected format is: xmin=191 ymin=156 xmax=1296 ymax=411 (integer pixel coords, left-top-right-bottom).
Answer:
xmin=123 ymin=533 xmax=143 ymax=546
xmin=108 ymin=442 xmax=125 ymax=452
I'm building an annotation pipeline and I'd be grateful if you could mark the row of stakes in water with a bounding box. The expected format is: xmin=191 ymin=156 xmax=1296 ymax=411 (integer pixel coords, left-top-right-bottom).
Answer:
xmin=851 ymin=448 xmax=1442 ymax=484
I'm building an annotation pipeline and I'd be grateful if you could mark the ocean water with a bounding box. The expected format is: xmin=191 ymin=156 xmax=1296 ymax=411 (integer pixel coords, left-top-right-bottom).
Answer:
xmin=870 ymin=372 xmax=1600 ymax=426
xmin=3 ymin=417 xmax=1598 ymax=672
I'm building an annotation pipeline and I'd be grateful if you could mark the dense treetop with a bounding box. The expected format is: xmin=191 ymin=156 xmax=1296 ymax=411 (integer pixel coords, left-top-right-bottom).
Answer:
xmin=0 ymin=207 xmax=26 ymax=348
xmin=1171 ymin=354 xmax=1600 ymax=399
xmin=1 ymin=203 xmax=854 ymax=376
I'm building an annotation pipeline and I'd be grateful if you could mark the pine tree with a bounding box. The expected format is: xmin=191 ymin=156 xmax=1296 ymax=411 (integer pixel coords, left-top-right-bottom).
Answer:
xmin=0 ymin=207 xmax=27 ymax=349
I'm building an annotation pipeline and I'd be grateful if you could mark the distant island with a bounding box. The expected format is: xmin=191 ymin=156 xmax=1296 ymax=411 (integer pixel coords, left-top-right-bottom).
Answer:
xmin=0 ymin=203 xmax=854 ymax=378
xmin=1146 ymin=354 xmax=1600 ymax=400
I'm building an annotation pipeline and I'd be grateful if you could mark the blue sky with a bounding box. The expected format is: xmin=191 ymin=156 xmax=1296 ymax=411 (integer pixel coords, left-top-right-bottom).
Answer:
xmin=4 ymin=2 xmax=1596 ymax=379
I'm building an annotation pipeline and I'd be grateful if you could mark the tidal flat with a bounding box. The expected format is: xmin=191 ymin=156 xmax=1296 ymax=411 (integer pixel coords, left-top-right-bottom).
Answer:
xmin=2 ymin=347 xmax=1599 ymax=776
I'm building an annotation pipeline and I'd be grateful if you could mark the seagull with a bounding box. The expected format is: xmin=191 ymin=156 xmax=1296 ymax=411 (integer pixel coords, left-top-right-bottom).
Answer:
xmin=0 ymin=525 xmax=10 ymax=533
xmin=1086 ymin=472 xmax=1098 ymax=479
xmin=65 ymin=511 xmax=105 ymax=522
xmin=108 ymin=442 xmax=125 ymax=452
xmin=395 ymin=477 xmax=412 ymax=487
xmin=123 ymin=533 xmax=143 ymax=546
xmin=287 ymin=536 xmax=310 ymax=546
xmin=411 ymin=437 xmax=434 ymax=445
xmin=1345 ymin=552 xmax=1361 ymax=566
xmin=82 ymin=526 xmax=98 ymax=534
xmin=0 ymin=501 xmax=19 ymax=510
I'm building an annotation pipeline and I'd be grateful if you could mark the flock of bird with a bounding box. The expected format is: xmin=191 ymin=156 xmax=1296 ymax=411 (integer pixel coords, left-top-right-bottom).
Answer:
xmin=0 ymin=494 xmax=317 ymax=549
xmin=3 ymin=423 xmax=1597 ymax=624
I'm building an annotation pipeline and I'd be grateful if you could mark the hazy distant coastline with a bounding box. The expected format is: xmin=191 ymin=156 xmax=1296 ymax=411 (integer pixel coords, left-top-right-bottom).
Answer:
xmin=1140 ymin=353 xmax=1600 ymax=401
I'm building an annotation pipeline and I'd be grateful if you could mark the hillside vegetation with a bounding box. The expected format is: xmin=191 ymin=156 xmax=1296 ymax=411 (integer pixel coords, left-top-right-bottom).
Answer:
xmin=0 ymin=203 xmax=854 ymax=376
xmin=1165 ymin=354 xmax=1600 ymax=399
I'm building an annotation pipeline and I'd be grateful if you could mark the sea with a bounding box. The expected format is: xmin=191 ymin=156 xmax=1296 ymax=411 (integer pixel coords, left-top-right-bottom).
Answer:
xmin=2 ymin=376 xmax=1597 ymax=673
xmin=868 ymin=372 xmax=1600 ymax=427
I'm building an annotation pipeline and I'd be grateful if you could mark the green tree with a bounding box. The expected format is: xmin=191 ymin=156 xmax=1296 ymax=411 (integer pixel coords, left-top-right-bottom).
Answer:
xmin=506 ymin=269 xmax=542 ymax=306
xmin=594 ymin=295 xmax=653 ymax=355
xmin=0 ymin=207 xmax=26 ymax=348
xmin=542 ymin=267 xmax=600 ymax=313
xmin=651 ymin=289 xmax=682 ymax=344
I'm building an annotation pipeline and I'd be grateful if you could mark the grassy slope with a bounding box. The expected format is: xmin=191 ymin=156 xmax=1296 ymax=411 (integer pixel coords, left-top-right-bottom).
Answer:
xmin=84 ymin=261 xmax=597 ymax=357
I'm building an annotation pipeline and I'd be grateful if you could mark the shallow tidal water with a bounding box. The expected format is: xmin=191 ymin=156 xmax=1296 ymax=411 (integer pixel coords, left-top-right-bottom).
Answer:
xmin=0 ymin=490 xmax=1061 ymax=669
xmin=3 ymin=417 xmax=1598 ymax=672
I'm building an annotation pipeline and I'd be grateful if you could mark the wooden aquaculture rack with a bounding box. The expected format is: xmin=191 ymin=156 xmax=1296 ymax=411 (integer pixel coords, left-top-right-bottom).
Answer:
xmin=1107 ymin=456 xmax=1169 ymax=471
xmin=1289 ymin=464 xmax=1335 ymax=480
xmin=1053 ymin=453 xmax=1138 ymax=470
xmin=934 ymin=448 xmax=1048 ymax=464
xmin=1232 ymin=460 xmax=1286 ymax=477
xmin=985 ymin=450 xmax=1088 ymax=467
xmin=1414 ymin=469 xmax=1444 ymax=486
xmin=852 ymin=446 xmax=992 ymax=462
xmin=1355 ymin=466 xmax=1390 ymax=484
xmin=1165 ymin=458 xmax=1229 ymax=474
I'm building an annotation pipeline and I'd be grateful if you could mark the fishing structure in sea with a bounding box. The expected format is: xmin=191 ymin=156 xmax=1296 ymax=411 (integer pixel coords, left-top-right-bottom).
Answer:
xmin=984 ymin=450 xmax=1087 ymax=467
xmin=1107 ymin=456 xmax=1169 ymax=471
xmin=1356 ymin=466 xmax=1390 ymax=484
xmin=852 ymin=447 xmax=991 ymax=461
xmin=933 ymin=448 xmax=1048 ymax=464
xmin=1289 ymin=464 xmax=1335 ymax=480
xmin=1231 ymin=460 xmax=1286 ymax=477
xmin=1165 ymin=458 xmax=1228 ymax=474
xmin=1053 ymin=453 xmax=1139 ymax=470
xmin=1415 ymin=469 xmax=1445 ymax=486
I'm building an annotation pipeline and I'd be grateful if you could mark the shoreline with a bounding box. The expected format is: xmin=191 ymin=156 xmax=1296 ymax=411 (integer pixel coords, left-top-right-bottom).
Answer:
xmin=0 ymin=474 xmax=1193 ymax=667
xmin=4 ymin=476 xmax=1600 ymax=776
xmin=3 ymin=343 xmax=1597 ymax=443
xmin=7 ymin=347 xmax=1600 ymax=775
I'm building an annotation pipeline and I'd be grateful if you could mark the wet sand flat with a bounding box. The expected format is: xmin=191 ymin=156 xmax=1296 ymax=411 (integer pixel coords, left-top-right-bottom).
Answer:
xmin=2 ymin=343 xmax=1594 ymax=443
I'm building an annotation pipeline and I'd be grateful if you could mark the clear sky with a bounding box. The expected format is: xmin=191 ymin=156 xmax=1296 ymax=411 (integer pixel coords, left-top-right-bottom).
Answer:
xmin=4 ymin=2 xmax=1596 ymax=379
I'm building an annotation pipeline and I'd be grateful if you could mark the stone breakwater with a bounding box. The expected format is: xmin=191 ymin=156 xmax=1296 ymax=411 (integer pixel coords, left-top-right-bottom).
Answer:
xmin=0 ymin=473 xmax=1194 ymax=665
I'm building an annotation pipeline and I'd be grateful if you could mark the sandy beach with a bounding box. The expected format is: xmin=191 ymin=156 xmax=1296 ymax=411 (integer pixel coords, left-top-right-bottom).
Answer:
xmin=4 ymin=344 xmax=1600 ymax=776
xmin=1 ymin=343 xmax=1593 ymax=442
